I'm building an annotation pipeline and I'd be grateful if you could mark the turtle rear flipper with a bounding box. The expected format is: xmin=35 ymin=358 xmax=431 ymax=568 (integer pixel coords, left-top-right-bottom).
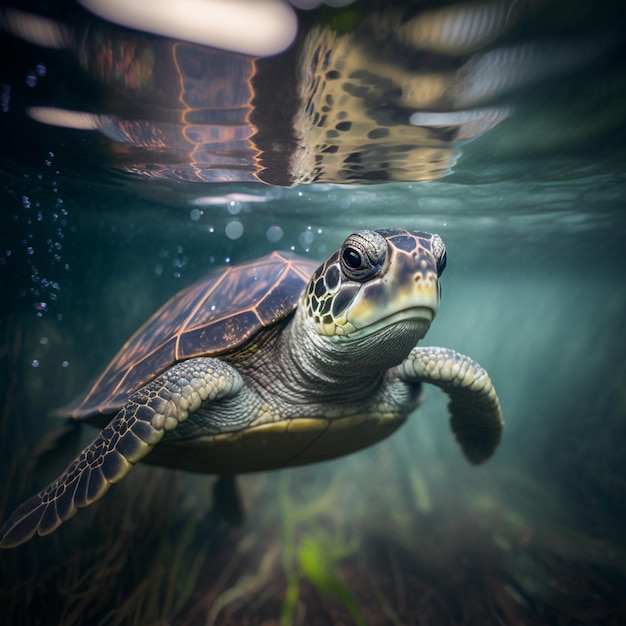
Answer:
xmin=0 ymin=358 xmax=244 ymax=548
xmin=398 ymin=346 xmax=503 ymax=464
xmin=213 ymin=474 xmax=245 ymax=526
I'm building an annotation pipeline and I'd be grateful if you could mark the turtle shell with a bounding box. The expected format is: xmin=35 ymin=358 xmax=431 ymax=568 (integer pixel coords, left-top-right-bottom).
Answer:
xmin=62 ymin=252 xmax=319 ymax=418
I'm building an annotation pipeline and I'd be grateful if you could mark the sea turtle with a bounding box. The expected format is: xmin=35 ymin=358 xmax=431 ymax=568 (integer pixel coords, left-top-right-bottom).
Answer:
xmin=0 ymin=228 xmax=503 ymax=548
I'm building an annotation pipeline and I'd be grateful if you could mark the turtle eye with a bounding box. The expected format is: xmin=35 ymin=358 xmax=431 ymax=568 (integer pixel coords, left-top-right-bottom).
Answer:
xmin=340 ymin=230 xmax=387 ymax=281
xmin=340 ymin=244 xmax=375 ymax=281
xmin=342 ymin=247 xmax=363 ymax=270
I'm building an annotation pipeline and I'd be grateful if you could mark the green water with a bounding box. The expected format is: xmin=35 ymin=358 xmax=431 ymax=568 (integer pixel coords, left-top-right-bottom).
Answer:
xmin=1 ymin=0 xmax=625 ymax=624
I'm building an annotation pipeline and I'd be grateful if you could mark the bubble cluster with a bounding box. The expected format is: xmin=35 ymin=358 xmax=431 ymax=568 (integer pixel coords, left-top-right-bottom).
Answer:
xmin=156 ymin=245 xmax=189 ymax=279
xmin=181 ymin=196 xmax=326 ymax=273
xmin=2 ymin=151 xmax=71 ymax=320
xmin=1 ymin=84 xmax=10 ymax=112
xmin=25 ymin=63 xmax=47 ymax=88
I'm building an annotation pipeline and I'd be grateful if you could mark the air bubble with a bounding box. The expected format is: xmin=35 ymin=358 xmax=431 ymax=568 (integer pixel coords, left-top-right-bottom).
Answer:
xmin=227 ymin=201 xmax=242 ymax=215
xmin=1 ymin=84 xmax=10 ymax=113
xmin=190 ymin=208 xmax=202 ymax=221
xmin=62 ymin=360 xmax=69 ymax=368
xmin=40 ymin=337 xmax=49 ymax=345
xmin=225 ymin=220 xmax=244 ymax=240
xmin=299 ymin=230 xmax=314 ymax=248
xmin=31 ymin=359 xmax=40 ymax=368
xmin=266 ymin=225 xmax=284 ymax=243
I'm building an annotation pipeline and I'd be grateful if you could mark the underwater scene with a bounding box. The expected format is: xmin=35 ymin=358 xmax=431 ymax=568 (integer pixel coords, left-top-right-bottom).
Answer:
xmin=0 ymin=0 xmax=625 ymax=624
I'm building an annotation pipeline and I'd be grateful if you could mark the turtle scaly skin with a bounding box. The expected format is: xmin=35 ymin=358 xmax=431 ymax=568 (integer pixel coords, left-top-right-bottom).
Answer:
xmin=0 ymin=229 xmax=502 ymax=548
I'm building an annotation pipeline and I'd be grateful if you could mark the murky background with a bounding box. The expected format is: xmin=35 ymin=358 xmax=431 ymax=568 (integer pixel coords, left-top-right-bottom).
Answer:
xmin=1 ymin=0 xmax=625 ymax=624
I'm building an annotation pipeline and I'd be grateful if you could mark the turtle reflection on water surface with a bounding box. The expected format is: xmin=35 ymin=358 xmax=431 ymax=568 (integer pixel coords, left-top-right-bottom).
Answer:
xmin=0 ymin=229 xmax=503 ymax=548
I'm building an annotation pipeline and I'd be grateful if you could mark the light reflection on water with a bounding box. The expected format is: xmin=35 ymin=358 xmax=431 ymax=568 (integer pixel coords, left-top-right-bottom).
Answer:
xmin=1 ymin=0 xmax=624 ymax=186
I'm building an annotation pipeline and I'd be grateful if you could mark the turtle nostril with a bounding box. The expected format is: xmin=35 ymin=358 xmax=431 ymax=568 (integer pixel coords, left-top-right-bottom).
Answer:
xmin=414 ymin=274 xmax=422 ymax=282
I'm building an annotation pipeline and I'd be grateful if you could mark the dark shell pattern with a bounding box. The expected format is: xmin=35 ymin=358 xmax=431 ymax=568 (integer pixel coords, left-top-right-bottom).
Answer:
xmin=63 ymin=252 xmax=320 ymax=418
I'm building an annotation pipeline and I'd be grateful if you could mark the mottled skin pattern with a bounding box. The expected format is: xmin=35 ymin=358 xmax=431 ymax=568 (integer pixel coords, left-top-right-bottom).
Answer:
xmin=293 ymin=5 xmax=513 ymax=185
xmin=295 ymin=25 xmax=461 ymax=184
xmin=0 ymin=229 xmax=503 ymax=548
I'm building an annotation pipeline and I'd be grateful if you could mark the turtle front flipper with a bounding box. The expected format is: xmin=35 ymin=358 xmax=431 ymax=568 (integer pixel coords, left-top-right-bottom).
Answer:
xmin=398 ymin=346 xmax=503 ymax=464
xmin=0 ymin=358 xmax=244 ymax=548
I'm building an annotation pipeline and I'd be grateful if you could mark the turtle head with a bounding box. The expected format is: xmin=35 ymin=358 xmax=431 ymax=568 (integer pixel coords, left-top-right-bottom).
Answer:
xmin=304 ymin=229 xmax=446 ymax=347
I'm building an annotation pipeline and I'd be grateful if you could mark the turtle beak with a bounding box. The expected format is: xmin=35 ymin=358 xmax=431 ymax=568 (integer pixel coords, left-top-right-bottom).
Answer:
xmin=338 ymin=249 xmax=440 ymax=338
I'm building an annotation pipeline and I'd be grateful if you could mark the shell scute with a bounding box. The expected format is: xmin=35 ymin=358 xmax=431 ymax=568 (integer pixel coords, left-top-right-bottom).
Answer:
xmin=178 ymin=310 xmax=260 ymax=357
xmin=62 ymin=252 xmax=318 ymax=418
